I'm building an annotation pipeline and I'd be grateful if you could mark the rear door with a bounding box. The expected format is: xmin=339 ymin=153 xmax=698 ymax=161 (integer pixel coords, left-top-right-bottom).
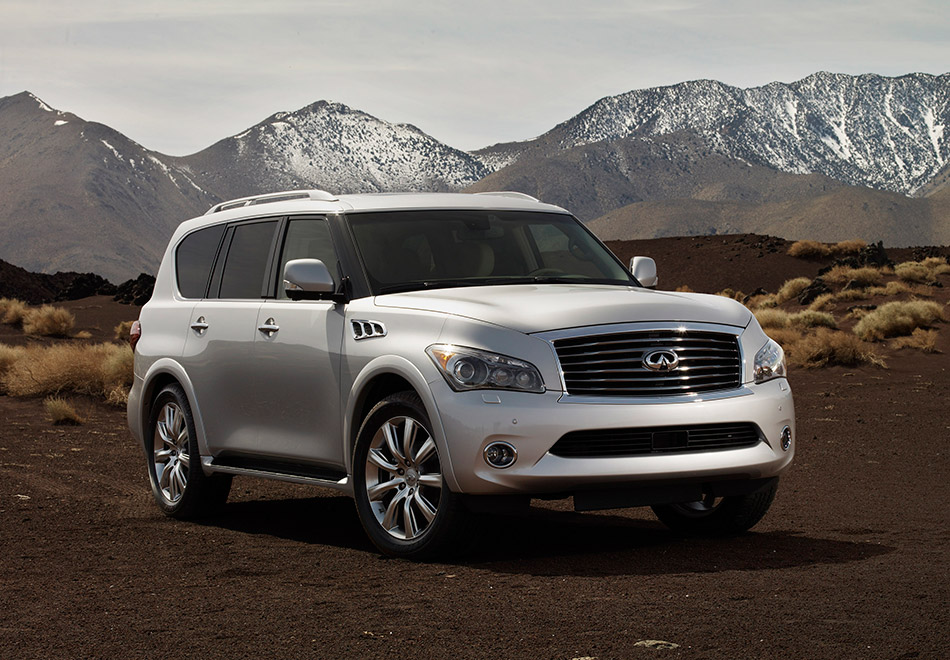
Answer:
xmin=181 ymin=218 xmax=280 ymax=455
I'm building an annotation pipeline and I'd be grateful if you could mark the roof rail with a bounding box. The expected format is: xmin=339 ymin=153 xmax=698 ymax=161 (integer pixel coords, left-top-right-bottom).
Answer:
xmin=473 ymin=191 xmax=540 ymax=203
xmin=205 ymin=189 xmax=338 ymax=215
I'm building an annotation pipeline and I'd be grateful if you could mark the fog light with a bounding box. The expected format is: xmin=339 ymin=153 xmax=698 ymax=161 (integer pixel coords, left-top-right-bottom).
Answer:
xmin=483 ymin=442 xmax=517 ymax=469
xmin=781 ymin=426 xmax=792 ymax=451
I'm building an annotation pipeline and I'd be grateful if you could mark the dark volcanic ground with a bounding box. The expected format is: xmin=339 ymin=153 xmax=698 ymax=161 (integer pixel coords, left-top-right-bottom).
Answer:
xmin=1 ymin=237 xmax=949 ymax=659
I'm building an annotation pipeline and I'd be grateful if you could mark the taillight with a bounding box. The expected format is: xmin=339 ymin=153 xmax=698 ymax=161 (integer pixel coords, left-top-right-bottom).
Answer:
xmin=129 ymin=320 xmax=141 ymax=351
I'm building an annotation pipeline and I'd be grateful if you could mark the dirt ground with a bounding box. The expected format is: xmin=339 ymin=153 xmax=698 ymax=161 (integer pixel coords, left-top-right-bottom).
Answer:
xmin=1 ymin=239 xmax=949 ymax=659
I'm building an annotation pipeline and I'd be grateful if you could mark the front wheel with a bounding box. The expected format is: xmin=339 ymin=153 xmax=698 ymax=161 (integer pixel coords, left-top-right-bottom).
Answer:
xmin=651 ymin=480 xmax=778 ymax=536
xmin=353 ymin=392 xmax=466 ymax=558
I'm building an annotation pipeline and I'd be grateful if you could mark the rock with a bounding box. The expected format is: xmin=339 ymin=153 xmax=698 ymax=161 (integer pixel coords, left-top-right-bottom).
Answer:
xmin=114 ymin=273 xmax=156 ymax=306
xmin=55 ymin=272 xmax=117 ymax=301
xmin=797 ymin=277 xmax=831 ymax=305
xmin=743 ymin=287 xmax=769 ymax=304
xmin=633 ymin=640 xmax=680 ymax=650
xmin=857 ymin=241 xmax=892 ymax=268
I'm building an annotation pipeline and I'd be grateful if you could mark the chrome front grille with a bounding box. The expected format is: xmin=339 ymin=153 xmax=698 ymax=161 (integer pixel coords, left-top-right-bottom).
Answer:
xmin=553 ymin=328 xmax=742 ymax=397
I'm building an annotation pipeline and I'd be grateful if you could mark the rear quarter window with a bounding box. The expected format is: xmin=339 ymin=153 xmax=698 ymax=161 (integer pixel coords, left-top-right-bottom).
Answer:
xmin=176 ymin=224 xmax=225 ymax=298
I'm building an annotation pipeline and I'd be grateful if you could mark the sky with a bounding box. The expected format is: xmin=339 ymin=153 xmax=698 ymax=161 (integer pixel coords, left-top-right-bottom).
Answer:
xmin=2 ymin=0 xmax=949 ymax=156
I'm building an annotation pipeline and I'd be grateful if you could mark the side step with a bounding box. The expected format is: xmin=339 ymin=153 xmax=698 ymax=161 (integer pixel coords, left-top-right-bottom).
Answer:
xmin=205 ymin=455 xmax=349 ymax=490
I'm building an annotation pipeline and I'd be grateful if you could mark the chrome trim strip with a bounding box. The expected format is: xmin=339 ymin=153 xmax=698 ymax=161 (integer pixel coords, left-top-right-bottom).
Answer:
xmin=202 ymin=457 xmax=350 ymax=490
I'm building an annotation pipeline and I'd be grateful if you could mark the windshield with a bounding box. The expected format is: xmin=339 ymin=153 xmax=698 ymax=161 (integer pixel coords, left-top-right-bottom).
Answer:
xmin=348 ymin=210 xmax=636 ymax=294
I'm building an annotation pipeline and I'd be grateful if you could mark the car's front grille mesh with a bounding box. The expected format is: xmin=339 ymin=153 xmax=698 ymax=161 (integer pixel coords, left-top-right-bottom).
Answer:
xmin=553 ymin=329 xmax=742 ymax=397
xmin=550 ymin=422 xmax=761 ymax=458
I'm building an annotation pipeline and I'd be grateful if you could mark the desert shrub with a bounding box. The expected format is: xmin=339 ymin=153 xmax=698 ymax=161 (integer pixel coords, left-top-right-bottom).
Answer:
xmin=74 ymin=331 xmax=92 ymax=339
xmin=765 ymin=327 xmax=803 ymax=349
xmin=0 ymin=344 xmax=25 ymax=387
xmin=775 ymin=277 xmax=811 ymax=303
xmin=716 ymin=288 xmax=744 ymax=301
xmin=829 ymin=239 xmax=867 ymax=256
xmin=748 ymin=293 xmax=777 ymax=309
xmin=114 ymin=320 xmax=135 ymax=341
xmin=890 ymin=328 xmax=940 ymax=353
xmin=44 ymin=397 xmax=84 ymax=425
xmin=788 ymin=328 xmax=883 ymax=368
xmin=1 ymin=342 xmax=133 ymax=404
xmin=755 ymin=308 xmax=790 ymax=329
xmin=1 ymin=298 xmax=29 ymax=326
xmin=868 ymin=281 xmax=910 ymax=297
xmin=894 ymin=258 xmax=950 ymax=283
xmin=807 ymin=293 xmax=835 ymax=311
xmin=853 ymin=300 xmax=945 ymax=340
xmin=789 ymin=310 xmax=836 ymax=329
xmin=822 ymin=266 xmax=884 ymax=287
xmin=23 ymin=305 xmax=76 ymax=337
xmin=674 ymin=284 xmax=694 ymax=293
xmin=833 ymin=288 xmax=869 ymax=302
xmin=787 ymin=240 xmax=829 ymax=258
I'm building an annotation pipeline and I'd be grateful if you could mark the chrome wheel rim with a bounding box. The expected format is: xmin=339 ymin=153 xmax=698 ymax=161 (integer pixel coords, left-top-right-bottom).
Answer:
xmin=673 ymin=493 xmax=723 ymax=517
xmin=364 ymin=415 xmax=442 ymax=541
xmin=153 ymin=402 xmax=190 ymax=505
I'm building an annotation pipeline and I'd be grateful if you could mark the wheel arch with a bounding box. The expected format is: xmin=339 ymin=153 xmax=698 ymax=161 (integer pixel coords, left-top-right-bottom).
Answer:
xmin=139 ymin=359 xmax=212 ymax=458
xmin=344 ymin=356 xmax=460 ymax=492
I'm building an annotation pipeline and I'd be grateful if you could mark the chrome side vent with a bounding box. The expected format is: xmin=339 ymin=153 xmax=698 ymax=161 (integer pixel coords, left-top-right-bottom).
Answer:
xmin=352 ymin=320 xmax=387 ymax=340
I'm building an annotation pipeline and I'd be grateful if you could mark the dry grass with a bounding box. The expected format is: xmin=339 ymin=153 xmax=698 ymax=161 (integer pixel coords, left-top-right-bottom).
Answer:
xmin=853 ymin=300 xmax=945 ymax=340
xmin=1 ymin=342 xmax=133 ymax=404
xmin=894 ymin=258 xmax=950 ymax=283
xmin=833 ymin=288 xmax=870 ymax=302
xmin=716 ymin=288 xmax=745 ymax=301
xmin=830 ymin=239 xmax=867 ymax=256
xmin=788 ymin=328 xmax=884 ymax=368
xmin=114 ymin=320 xmax=135 ymax=341
xmin=765 ymin=327 xmax=804 ymax=349
xmin=786 ymin=239 xmax=866 ymax=258
xmin=868 ymin=281 xmax=910 ymax=297
xmin=775 ymin=277 xmax=811 ymax=303
xmin=0 ymin=344 xmax=25 ymax=385
xmin=23 ymin=305 xmax=76 ymax=337
xmin=1 ymin=298 xmax=29 ymax=326
xmin=44 ymin=396 xmax=84 ymax=425
xmin=890 ymin=328 xmax=940 ymax=353
xmin=807 ymin=293 xmax=835 ymax=311
xmin=787 ymin=240 xmax=829 ymax=258
xmin=74 ymin=330 xmax=92 ymax=339
xmin=674 ymin=285 xmax=694 ymax=293
xmin=822 ymin=266 xmax=884 ymax=287
xmin=789 ymin=310 xmax=836 ymax=329
xmin=747 ymin=293 xmax=777 ymax=309
xmin=755 ymin=308 xmax=790 ymax=329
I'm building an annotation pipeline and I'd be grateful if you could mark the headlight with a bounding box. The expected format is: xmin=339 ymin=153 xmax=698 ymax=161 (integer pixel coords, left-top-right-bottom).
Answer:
xmin=754 ymin=338 xmax=787 ymax=384
xmin=426 ymin=344 xmax=545 ymax=393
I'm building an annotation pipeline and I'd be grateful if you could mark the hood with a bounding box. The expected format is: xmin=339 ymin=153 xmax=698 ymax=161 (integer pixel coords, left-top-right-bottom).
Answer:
xmin=374 ymin=284 xmax=752 ymax=333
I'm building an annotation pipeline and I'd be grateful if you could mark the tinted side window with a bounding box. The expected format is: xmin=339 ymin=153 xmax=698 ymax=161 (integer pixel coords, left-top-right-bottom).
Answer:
xmin=277 ymin=219 xmax=339 ymax=299
xmin=176 ymin=224 xmax=225 ymax=298
xmin=218 ymin=221 xmax=279 ymax=299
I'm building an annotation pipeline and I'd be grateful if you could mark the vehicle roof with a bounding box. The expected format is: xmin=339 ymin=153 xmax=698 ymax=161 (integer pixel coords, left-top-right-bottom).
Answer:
xmin=173 ymin=190 xmax=570 ymax=239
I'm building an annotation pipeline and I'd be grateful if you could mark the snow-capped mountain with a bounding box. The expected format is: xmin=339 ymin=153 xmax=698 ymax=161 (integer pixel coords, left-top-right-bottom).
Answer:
xmin=179 ymin=101 xmax=489 ymax=200
xmin=481 ymin=72 xmax=949 ymax=196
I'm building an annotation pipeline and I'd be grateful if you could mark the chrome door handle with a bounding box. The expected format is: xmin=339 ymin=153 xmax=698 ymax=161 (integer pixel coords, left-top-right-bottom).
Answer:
xmin=258 ymin=318 xmax=279 ymax=336
xmin=190 ymin=317 xmax=209 ymax=333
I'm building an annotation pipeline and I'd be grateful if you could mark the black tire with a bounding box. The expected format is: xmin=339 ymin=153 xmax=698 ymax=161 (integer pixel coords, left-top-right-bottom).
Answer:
xmin=353 ymin=391 xmax=466 ymax=559
xmin=146 ymin=383 xmax=231 ymax=519
xmin=651 ymin=480 xmax=778 ymax=536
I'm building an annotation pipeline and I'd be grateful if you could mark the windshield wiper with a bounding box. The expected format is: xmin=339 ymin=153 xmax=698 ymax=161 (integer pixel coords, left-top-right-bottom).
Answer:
xmin=376 ymin=280 xmax=485 ymax=295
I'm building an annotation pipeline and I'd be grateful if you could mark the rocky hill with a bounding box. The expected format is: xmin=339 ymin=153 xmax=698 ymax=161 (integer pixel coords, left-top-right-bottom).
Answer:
xmin=477 ymin=72 xmax=950 ymax=196
xmin=177 ymin=101 xmax=489 ymax=200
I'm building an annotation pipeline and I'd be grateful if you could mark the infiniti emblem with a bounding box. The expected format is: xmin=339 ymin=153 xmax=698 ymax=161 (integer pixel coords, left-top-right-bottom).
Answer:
xmin=642 ymin=349 xmax=679 ymax=372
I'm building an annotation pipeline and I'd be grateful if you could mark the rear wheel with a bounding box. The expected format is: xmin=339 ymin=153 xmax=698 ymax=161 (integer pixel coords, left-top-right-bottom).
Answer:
xmin=651 ymin=481 xmax=778 ymax=536
xmin=353 ymin=392 xmax=466 ymax=558
xmin=146 ymin=384 xmax=231 ymax=518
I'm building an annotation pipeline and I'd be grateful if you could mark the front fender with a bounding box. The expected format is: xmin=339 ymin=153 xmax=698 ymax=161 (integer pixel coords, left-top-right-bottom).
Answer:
xmin=344 ymin=355 xmax=461 ymax=493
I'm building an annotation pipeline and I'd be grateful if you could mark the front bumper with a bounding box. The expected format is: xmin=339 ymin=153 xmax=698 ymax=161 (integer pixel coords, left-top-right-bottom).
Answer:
xmin=432 ymin=377 xmax=795 ymax=496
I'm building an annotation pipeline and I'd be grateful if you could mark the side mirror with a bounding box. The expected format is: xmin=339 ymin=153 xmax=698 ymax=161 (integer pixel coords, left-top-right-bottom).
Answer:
xmin=283 ymin=259 xmax=335 ymax=300
xmin=629 ymin=256 xmax=658 ymax=289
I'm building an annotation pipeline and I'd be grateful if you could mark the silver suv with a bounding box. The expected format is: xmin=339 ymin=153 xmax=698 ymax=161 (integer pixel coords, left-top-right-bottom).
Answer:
xmin=128 ymin=190 xmax=794 ymax=557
